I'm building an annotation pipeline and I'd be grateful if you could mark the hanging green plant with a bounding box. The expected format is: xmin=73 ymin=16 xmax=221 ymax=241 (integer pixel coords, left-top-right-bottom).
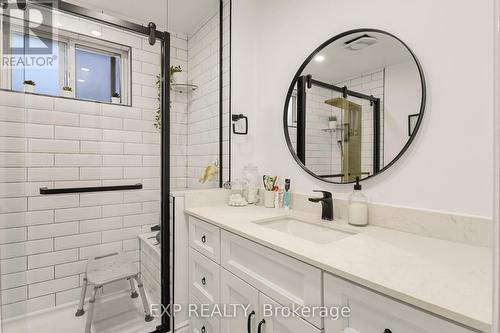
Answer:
xmin=154 ymin=65 xmax=182 ymax=129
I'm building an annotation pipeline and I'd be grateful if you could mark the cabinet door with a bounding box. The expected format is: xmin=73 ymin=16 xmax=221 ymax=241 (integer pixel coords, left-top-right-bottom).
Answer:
xmin=324 ymin=273 xmax=475 ymax=333
xmin=220 ymin=268 xmax=259 ymax=333
xmin=257 ymin=294 xmax=321 ymax=333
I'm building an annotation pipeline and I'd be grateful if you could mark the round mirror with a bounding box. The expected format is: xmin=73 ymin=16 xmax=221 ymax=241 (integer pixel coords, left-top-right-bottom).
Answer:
xmin=284 ymin=29 xmax=426 ymax=184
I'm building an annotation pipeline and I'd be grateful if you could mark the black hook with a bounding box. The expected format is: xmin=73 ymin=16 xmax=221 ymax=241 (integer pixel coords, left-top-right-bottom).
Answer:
xmin=148 ymin=22 xmax=156 ymax=46
xmin=306 ymin=74 xmax=312 ymax=89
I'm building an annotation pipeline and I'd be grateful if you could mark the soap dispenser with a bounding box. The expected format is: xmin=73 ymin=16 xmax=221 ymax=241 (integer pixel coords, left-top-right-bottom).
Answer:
xmin=348 ymin=177 xmax=369 ymax=226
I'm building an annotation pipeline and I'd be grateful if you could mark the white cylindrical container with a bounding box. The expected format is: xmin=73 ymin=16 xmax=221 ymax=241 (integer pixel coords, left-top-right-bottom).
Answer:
xmin=348 ymin=177 xmax=369 ymax=226
xmin=264 ymin=191 xmax=276 ymax=208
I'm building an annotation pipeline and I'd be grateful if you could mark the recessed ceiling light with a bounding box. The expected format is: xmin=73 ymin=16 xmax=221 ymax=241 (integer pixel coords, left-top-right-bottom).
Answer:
xmin=314 ymin=55 xmax=325 ymax=63
xmin=56 ymin=22 xmax=62 ymax=27
xmin=77 ymin=79 xmax=85 ymax=83
xmin=91 ymin=30 xmax=101 ymax=37
xmin=81 ymin=68 xmax=90 ymax=72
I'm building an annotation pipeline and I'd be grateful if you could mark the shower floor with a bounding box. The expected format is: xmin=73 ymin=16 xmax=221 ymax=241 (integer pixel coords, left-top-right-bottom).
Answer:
xmin=2 ymin=290 xmax=160 ymax=333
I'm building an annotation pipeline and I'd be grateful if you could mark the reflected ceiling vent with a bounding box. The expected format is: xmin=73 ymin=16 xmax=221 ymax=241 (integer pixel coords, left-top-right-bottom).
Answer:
xmin=344 ymin=34 xmax=377 ymax=51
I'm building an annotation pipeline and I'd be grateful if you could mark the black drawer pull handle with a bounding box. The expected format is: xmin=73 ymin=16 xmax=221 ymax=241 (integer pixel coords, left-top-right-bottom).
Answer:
xmin=247 ymin=310 xmax=255 ymax=333
xmin=384 ymin=330 xmax=392 ymax=333
xmin=201 ymin=277 xmax=206 ymax=285
xmin=201 ymin=235 xmax=206 ymax=244
xmin=257 ymin=319 xmax=265 ymax=333
xmin=200 ymin=326 xmax=205 ymax=333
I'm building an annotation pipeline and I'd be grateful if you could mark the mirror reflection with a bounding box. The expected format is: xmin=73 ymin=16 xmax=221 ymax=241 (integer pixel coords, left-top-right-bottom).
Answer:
xmin=285 ymin=30 xmax=425 ymax=183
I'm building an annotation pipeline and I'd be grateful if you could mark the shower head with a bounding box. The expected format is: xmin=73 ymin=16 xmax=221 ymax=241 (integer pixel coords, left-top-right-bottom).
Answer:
xmin=325 ymin=97 xmax=362 ymax=112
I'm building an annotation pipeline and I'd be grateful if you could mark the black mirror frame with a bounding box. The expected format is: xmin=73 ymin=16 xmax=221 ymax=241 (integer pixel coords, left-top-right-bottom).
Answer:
xmin=283 ymin=28 xmax=427 ymax=184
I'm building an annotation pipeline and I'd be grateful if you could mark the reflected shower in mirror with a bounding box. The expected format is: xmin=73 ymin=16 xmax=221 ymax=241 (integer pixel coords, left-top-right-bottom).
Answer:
xmin=285 ymin=30 xmax=425 ymax=184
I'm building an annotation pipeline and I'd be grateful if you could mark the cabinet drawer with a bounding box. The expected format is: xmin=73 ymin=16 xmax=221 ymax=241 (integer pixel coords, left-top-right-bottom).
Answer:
xmin=189 ymin=296 xmax=220 ymax=333
xmin=189 ymin=217 xmax=220 ymax=263
xmin=324 ymin=273 xmax=475 ymax=333
xmin=221 ymin=230 xmax=322 ymax=328
xmin=189 ymin=248 xmax=220 ymax=304
xmin=259 ymin=293 xmax=322 ymax=333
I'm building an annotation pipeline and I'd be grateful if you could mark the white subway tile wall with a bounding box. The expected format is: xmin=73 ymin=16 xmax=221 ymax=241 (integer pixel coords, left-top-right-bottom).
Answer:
xmin=0 ymin=18 xmax=174 ymax=319
xmin=186 ymin=4 xmax=230 ymax=188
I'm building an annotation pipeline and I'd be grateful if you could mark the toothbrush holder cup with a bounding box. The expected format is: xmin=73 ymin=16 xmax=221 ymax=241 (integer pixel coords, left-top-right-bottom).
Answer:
xmin=264 ymin=191 xmax=276 ymax=208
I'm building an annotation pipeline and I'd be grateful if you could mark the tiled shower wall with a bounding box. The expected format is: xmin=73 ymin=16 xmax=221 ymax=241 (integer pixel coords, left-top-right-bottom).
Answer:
xmin=186 ymin=1 xmax=230 ymax=188
xmin=0 ymin=12 xmax=175 ymax=318
xmin=170 ymin=34 xmax=189 ymax=189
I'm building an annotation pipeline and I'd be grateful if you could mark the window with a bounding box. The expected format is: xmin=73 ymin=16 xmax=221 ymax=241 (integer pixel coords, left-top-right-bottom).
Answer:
xmin=75 ymin=47 xmax=122 ymax=103
xmin=1 ymin=20 xmax=130 ymax=104
xmin=10 ymin=32 xmax=68 ymax=96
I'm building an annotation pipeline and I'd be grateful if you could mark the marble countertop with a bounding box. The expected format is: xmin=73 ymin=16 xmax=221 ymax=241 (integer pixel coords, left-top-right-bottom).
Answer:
xmin=185 ymin=205 xmax=492 ymax=332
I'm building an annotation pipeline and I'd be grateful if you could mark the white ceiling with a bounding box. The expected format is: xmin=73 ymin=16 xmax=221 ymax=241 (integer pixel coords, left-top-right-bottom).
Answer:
xmin=68 ymin=0 xmax=218 ymax=36
xmin=305 ymin=32 xmax=414 ymax=83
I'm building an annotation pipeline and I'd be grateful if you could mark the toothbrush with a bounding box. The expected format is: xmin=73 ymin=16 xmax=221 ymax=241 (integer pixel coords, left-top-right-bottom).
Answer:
xmin=284 ymin=178 xmax=291 ymax=209
xmin=274 ymin=184 xmax=280 ymax=208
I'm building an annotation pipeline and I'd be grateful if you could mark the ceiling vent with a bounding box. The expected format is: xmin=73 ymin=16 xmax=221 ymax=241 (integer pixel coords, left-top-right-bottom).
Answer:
xmin=344 ymin=34 xmax=378 ymax=51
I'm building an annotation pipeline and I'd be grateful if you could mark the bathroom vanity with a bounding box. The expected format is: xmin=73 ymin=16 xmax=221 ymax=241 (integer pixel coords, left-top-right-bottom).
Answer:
xmin=184 ymin=190 xmax=491 ymax=333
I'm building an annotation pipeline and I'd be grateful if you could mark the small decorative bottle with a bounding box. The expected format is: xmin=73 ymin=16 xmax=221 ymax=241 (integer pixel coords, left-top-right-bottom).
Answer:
xmin=348 ymin=177 xmax=369 ymax=226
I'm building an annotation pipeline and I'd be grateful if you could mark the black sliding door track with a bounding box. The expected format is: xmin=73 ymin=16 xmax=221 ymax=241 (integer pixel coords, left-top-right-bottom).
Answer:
xmin=31 ymin=0 xmax=166 ymax=40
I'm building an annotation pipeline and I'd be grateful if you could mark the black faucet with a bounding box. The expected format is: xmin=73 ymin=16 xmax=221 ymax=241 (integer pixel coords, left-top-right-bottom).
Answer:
xmin=308 ymin=190 xmax=334 ymax=221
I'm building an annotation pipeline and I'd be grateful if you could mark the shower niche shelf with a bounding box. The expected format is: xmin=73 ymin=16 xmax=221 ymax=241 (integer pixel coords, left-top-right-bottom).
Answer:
xmin=321 ymin=127 xmax=344 ymax=133
xmin=171 ymin=84 xmax=198 ymax=93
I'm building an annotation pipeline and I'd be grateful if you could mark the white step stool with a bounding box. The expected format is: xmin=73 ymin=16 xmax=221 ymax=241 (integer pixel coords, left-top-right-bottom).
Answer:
xmin=75 ymin=252 xmax=153 ymax=333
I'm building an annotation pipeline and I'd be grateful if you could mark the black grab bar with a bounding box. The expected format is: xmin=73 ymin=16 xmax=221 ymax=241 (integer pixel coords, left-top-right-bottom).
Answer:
xmin=40 ymin=184 xmax=143 ymax=195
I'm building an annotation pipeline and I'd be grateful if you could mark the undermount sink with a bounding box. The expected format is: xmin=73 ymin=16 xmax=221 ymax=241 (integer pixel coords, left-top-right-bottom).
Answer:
xmin=254 ymin=217 xmax=353 ymax=244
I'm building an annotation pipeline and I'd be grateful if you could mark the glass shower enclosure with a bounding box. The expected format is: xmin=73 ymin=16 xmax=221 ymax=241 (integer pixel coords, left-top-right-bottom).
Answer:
xmin=0 ymin=1 xmax=231 ymax=332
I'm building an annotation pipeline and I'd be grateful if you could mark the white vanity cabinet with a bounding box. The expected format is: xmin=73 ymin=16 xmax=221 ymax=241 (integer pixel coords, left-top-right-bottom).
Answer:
xmin=188 ymin=215 xmax=477 ymax=333
xmin=323 ymin=273 xmax=476 ymax=333
xmin=188 ymin=217 xmax=322 ymax=331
